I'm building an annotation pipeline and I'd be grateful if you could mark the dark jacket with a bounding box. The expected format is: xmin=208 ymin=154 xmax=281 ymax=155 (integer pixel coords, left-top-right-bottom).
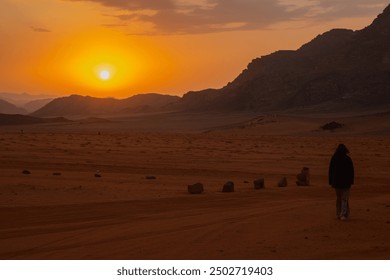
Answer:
xmin=328 ymin=153 xmax=354 ymax=188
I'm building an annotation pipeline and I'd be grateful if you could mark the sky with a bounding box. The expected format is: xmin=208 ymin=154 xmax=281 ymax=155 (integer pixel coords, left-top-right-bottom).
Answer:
xmin=0 ymin=0 xmax=388 ymax=98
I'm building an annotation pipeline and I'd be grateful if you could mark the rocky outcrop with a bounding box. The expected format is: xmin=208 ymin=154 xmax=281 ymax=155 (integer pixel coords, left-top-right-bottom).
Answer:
xmin=180 ymin=4 xmax=390 ymax=113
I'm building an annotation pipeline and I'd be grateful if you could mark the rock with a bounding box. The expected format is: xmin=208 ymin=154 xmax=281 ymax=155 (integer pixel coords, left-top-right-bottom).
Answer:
xmin=321 ymin=121 xmax=344 ymax=131
xmin=278 ymin=177 xmax=287 ymax=187
xmin=222 ymin=181 xmax=235 ymax=192
xmin=146 ymin=176 xmax=157 ymax=180
xmin=94 ymin=170 xmax=101 ymax=178
xmin=296 ymin=167 xmax=310 ymax=186
xmin=52 ymin=172 xmax=62 ymax=176
xmin=188 ymin=183 xmax=204 ymax=194
xmin=253 ymin=178 xmax=265 ymax=189
xmin=22 ymin=170 xmax=31 ymax=175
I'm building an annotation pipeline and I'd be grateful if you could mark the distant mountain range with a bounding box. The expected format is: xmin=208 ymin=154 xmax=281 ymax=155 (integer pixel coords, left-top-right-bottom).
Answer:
xmin=0 ymin=99 xmax=27 ymax=115
xmin=2 ymin=4 xmax=390 ymax=119
xmin=32 ymin=93 xmax=180 ymax=117
xmin=0 ymin=92 xmax=54 ymax=110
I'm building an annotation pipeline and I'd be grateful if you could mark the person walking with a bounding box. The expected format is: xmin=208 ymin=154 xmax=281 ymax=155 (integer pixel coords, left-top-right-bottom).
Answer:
xmin=328 ymin=144 xmax=355 ymax=220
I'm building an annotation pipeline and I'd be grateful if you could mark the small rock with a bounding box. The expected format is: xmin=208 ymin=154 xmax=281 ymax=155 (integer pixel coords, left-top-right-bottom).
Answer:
xmin=296 ymin=167 xmax=310 ymax=186
xmin=22 ymin=170 xmax=31 ymax=175
xmin=321 ymin=121 xmax=344 ymax=131
xmin=188 ymin=183 xmax=204 ymax=194
xmin=146 ymin=176 xmax=157 ymax=180
xmin=253 ymin=178 xmax=265 ymax=189
xmin=278 ymin=177 xmax=288 ymax=188
xmin=222 ymin=181 xmax=234 ymax=192
xmin=95 ymin=174 xmax=102 ymax=178
xmin=52 ymin=172 xmax=62 ymax=176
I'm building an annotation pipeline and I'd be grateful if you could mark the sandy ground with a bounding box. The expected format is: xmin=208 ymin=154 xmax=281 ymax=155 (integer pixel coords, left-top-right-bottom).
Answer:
xmin=0 ymin=113 xmax=389 ymax=259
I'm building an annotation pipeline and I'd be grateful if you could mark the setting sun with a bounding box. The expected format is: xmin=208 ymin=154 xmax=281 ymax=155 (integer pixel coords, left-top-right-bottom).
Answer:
xmin=99 ymin=70 xmax=111 ymax=81
xmin=58 ymin=39 xmax=144 ymax=95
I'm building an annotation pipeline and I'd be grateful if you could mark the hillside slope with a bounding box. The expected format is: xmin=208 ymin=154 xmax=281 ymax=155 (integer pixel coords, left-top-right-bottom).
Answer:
xmin=180 ymin=4 xmax=390 ymax=113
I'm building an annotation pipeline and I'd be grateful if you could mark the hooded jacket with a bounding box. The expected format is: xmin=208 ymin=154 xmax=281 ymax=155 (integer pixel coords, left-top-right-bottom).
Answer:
xmin=329 ymin=152 xmax=354 ymax=189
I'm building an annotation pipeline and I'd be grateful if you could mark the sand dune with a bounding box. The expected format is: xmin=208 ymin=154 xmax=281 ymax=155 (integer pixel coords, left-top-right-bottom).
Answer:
xmin=0 ymin=114 xmax=389 ymax=259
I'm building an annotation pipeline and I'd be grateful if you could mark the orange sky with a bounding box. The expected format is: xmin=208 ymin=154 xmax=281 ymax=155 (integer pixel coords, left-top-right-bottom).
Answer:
xmin=0 ymin=0 xmax=388 ymax=98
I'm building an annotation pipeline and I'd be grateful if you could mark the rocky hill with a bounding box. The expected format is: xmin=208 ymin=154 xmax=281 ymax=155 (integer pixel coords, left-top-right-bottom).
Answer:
xmin=24 ymin=98 xmax=54 ymax=113
xmin=179 ymin=4 xmax=390 ymax=113
xmin=0 ymin=99 xmax=27 ymax=114
xmin=33 ymin=93 xmax=180 ymax=117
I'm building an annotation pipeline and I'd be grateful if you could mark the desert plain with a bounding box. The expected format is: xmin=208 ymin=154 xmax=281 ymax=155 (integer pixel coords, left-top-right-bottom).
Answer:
xmin=0 ymin=112 xmax=389 ymax=260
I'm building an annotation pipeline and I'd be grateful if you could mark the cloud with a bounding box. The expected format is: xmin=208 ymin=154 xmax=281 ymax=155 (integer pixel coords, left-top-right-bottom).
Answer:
xmin=30 ymin=26 xmax=51 ymax=33
xmin=66 ymin=0 xmax=389 ymax=34
xmin=289 ymin=0 xmax=389 ymax=20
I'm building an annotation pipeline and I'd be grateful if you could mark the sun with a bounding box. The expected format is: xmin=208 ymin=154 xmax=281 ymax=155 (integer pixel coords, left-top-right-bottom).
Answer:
xmin=99 ymin=70 xmax=111 ymax=81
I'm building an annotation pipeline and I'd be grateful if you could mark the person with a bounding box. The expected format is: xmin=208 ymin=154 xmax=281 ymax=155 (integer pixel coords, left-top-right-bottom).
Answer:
xmin=328 ymin=144 xmax=355 ymax=221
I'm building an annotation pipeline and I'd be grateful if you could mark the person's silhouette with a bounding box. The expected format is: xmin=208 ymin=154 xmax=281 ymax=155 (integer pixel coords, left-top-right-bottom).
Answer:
xmin=328 ymin=144 xmax=355 ymax=220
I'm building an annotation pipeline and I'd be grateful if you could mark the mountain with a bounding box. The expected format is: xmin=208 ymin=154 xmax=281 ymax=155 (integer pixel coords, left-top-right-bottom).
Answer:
xmin=0 ymin=99 xmax=27 ymax=114
xmin=0 ymin=92 xmax=54 ymax=107
xmin=24 ymin=98 xmax=54 ymax=113
xmin=179 ymin=4 xmax=390 ymax=113
xmin=121 ymin=93 xmax=181 ymax=113
xmin=32 ymin=93 xmax=180 ymax=117
xmin=32 ymin=95 xmax=119 ymax=117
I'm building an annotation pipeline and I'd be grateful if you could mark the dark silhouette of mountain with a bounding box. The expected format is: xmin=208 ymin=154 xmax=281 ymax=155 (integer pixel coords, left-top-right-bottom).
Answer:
xmin=32 ymin=93 xmax=180 ymax=117
xmin=121 ymin=93 xmax=181 ymax=113
xmin=0 ymin=99 xmax=27 ymax=114
xmin=0 ymin=114 xmax=69 ymax=126
xmin=32 ymin=95 xmax=119 ymax=117
xmin=179 ymin=4 xmax=390 ymax=113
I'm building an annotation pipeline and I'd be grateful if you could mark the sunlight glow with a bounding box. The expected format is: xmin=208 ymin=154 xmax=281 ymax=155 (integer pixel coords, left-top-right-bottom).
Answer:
xmin=99 ymin=70 xmax=111 ymax=80
xmin=64 ymin=39 xmax=142 ymax=94
xmin=37 ymin=30 xmax=177 ymax=97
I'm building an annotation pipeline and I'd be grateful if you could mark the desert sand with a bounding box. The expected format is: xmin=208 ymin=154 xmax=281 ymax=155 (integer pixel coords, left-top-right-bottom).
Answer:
xmin=0 ymin=113 xmax=389 ymax=259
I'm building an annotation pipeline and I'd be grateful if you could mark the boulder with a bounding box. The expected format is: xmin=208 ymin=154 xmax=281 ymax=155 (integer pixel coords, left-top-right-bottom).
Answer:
xmin=188 ymin=183 xmax=204 ymax=194
xmin=222 ymin=181 xmax=235 ymax=192
xmin=321 ymin=121 xmax=344 ymax=131
xmin=296 ymin=167 xmax=310 ymax=186
xmin=278 ymin=177 xmax=288 ymax=188
xmin=253 ymin=178 xmax=265 ymax=189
